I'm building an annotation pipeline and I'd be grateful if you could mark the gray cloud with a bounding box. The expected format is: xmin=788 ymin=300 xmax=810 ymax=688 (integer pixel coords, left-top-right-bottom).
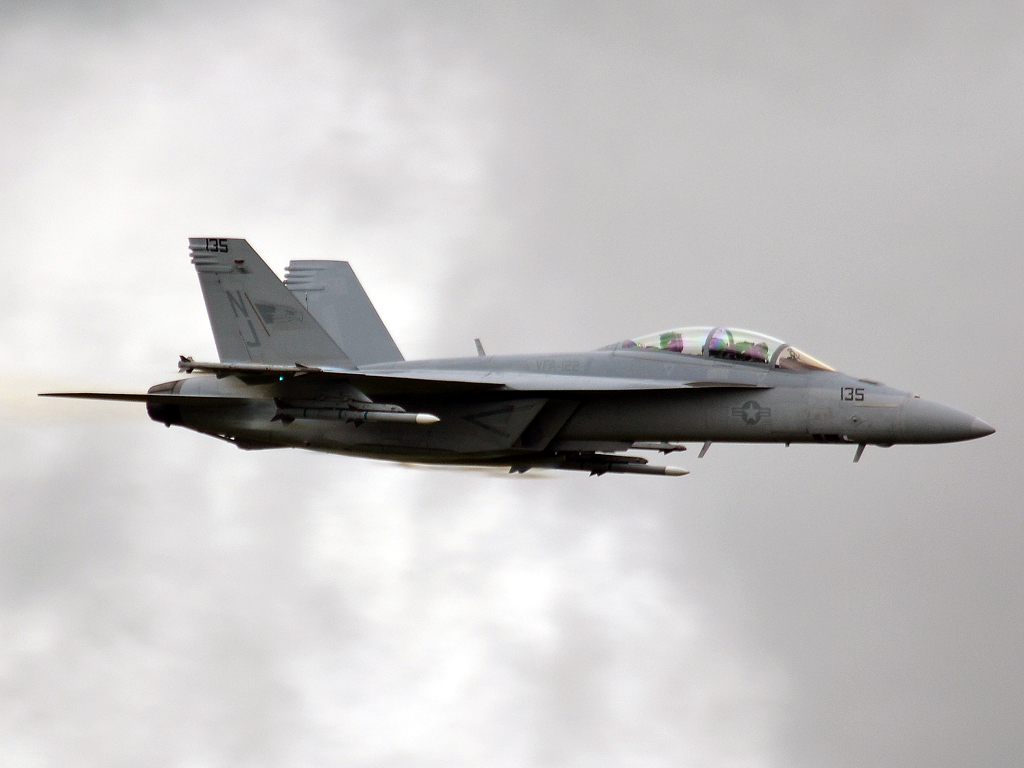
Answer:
xmin=1 ymin=3 xmax=1021 ymax=767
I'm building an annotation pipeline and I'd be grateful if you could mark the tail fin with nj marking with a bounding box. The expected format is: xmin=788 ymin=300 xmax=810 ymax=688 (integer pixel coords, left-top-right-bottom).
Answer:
xmin=189 ymin=238 xmax=352 ymax=367
xmin=284 ymin=260 xmax=403 ymax=366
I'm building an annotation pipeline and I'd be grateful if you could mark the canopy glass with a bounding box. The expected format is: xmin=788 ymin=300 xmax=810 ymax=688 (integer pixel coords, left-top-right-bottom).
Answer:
xmin=619 ymin=326 xmax=834 ymax=371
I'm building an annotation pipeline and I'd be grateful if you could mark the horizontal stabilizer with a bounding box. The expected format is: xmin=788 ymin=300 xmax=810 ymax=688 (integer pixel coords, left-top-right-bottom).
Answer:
xmin=39 ymin=392 xmax=253 ymax=405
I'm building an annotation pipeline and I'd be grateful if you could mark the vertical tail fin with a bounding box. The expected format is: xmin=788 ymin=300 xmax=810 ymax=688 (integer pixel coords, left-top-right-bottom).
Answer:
xmin=189 ymin=238 xmax=352 ymax=367
xmin=284 ymin=260 xmax=404 ymax=366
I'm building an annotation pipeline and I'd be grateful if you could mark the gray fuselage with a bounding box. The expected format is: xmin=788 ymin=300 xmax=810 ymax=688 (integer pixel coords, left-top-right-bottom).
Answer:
xmin=152 ymin=348 xmax=990 ymax=466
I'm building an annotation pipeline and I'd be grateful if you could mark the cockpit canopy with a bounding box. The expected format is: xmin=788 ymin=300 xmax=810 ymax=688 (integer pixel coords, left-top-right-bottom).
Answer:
xmin=618 ymin=326 xmax=834 ymax=371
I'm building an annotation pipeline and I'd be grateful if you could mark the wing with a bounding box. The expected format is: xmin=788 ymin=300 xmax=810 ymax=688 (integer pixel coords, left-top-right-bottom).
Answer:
xmin=175 ymin=358 xmax=771 ymax=392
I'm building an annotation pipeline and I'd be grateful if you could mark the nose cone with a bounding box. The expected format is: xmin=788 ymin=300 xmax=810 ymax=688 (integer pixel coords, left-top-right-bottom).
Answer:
xmin=970 ymin=417 xmax=996 ymax=439
xmin=898 ymin=398 xmax=996 ymax=444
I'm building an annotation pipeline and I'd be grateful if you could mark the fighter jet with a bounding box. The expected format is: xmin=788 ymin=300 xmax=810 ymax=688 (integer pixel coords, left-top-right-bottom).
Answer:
xmin=43 ymin=238 xmax=995 ymax=476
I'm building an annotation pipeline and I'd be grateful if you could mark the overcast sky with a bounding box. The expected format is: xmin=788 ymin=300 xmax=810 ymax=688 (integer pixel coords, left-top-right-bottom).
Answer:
xmin=1 ymin=3 xmax=1021 ymax=767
